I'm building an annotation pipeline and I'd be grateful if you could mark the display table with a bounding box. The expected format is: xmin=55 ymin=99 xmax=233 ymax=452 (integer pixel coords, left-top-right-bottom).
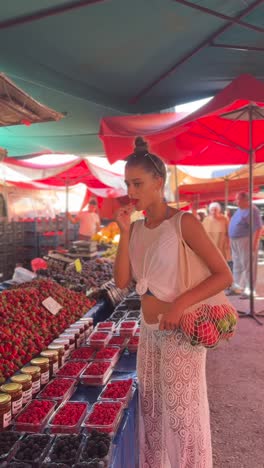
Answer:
xmin=70 ymin=353 xmax=138 ymax=468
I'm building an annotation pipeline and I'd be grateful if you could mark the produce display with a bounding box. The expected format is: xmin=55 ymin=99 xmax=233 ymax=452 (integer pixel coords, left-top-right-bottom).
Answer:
xmin=49 ymin=402 xmax=88 ymax=433
xmin=99 ymin=379 xmax=133 ymax=406
xmin=46 ymin=257 xmax=114 ymax=292
xmin=71 ymin=346 xmax=96 ymax=360
xmin=46 ymin=434 xmax=83 ymax=464
xmin=56 ymin=361 xmax=87 ymax=379
xmin=83 ymin=401 xmax=123 ymax=434
xmin=127 ymin=335 xmax=139 ymax=353
xmin=15 ymin=400 xmax=56 ymax=432
xmin=0 ymin=431 xmax=21 ymax=459
xmin=12 ymin=434 xmax=51 ymax=464
xmin=0 ymin=279 xmax=94 ymax=381
xmin=37 ymin=378 xmax=76 ymax=401
xmin=119 ymin=321 xmax=138 ymax=337
xmin=81 ymin=361 xmax=113 ymax=386
xmin=80 ymin=430 xmax=111 ymax=463
xmin=0 ymin=280 xmax=140 ymax=467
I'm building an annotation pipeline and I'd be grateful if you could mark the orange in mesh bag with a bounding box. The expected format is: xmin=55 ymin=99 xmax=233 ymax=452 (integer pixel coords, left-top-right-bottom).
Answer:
xmin=175 ymin=214 xmax=238 ymax=349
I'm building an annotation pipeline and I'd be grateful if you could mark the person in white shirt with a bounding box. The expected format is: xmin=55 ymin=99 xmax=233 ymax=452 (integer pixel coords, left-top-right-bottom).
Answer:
xmin=68 ymin=199 xmax=100 ymax=240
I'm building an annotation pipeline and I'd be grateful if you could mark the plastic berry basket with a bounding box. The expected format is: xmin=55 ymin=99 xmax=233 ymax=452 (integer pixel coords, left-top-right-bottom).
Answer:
xmin=0 ymin=432 xmax=23 ymax=465
xmin=127 ymin=335 xmax=139 ymax=353
xmin=119 ymin=320 xmax=138 ymax=337
xmin=44 ymin=434 xmax=84 ymax=465
xmin=83 ymin=401 xmax=124 ymax=436
xmin=96 ymin=321 xmax=115 ymax=333
xmin=56 ymin=360 xmax=88 ymax=379
xmin=48 ymin=401 xmax=89 ymax=434
xmin=80 ymin=361 xmax=113 ymax=386
xmin=79 ymin=432 xmax=112 ymax=465
xmin=108 ymin=334 xmax=129 ymax=349
xmin=94 ymin=346 xmax=120 ymax=366
xmin=36 ymin=378 xmax=77 ymax=403
xmin=71 ymin=346 xmax=96 ymax=361
xmin=88 ymin=331 xmax=112 ymax=350
xmin=11 ymin=433 xmax=53 ymax=466
xmin=98 ymin=378 xmax=134 ymax=408
xmin=14 ymin=399 xmax=56 ymax=433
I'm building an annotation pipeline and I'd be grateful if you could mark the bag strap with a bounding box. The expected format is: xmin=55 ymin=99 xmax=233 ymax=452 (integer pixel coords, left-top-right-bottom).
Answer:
xmin=174 ymin=210 xmax=186 ymax=241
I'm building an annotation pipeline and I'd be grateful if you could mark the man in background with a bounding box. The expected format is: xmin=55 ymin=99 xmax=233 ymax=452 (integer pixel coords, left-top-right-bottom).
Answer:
xmin=228 ymin=192 xmax=262 ymax=298
xmin=68 ymin=199 xmax=100 ymax=240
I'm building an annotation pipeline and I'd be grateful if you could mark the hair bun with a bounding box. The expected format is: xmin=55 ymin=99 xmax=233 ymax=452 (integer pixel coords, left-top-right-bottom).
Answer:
xmin=134 ymin=136 xmax=148 ymax=155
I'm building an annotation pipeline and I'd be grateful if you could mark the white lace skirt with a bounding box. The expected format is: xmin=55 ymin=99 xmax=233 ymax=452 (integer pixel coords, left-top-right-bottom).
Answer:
xmin=137 ymin=315 xmax=212 ymax=468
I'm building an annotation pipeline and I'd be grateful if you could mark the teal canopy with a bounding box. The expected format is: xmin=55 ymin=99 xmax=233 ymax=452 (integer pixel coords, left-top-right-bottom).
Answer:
xmin=0 ymin=0 xmax=263 ymax=157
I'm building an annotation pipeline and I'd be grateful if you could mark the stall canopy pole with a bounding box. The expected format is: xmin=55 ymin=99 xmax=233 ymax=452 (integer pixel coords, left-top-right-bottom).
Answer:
xmin=65 ymin=177 xmax=69 ymax=249
xmin=224 ymin=178 xmax=229 ymax=212
xmin=174 ymin=166 xmax=180 ymax=208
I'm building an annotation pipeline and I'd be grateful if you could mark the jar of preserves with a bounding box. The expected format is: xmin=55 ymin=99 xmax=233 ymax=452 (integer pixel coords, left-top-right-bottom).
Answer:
xmin=70 ymin=323 xmax=85 ymax=344
xmin=0 ymin=383 xmax=23 ymax=416
xmin=52 ymin=338 xmax=70 ymax=360
xmin=59 ymin=333 xmax=75 ymax=352
xmin=48 ymin=344 xmax=65 ymax=368
xmin=40 ymin=350 xmax=59 ymax=378
xmin=10 ymin=374 xmax=32 ymax=405
xmin=64 ymin=328 xmax=80 ymax=348
xmin=30 ymin=358 xmax=49 ymax=386
xmin=0 ymin=393 xmax=12 ymax=430
xmin=21 ymin=366 xmax=41 ymax=396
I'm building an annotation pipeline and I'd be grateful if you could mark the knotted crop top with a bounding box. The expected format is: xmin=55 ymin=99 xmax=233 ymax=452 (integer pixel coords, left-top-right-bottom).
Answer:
xmin=129 ymin=211 xmax=187 ymax=303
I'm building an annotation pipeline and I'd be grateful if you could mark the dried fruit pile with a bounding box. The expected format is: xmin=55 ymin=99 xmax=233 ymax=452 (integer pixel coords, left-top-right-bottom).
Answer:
xmin=0 ymin=279 xmax=94 ymax=380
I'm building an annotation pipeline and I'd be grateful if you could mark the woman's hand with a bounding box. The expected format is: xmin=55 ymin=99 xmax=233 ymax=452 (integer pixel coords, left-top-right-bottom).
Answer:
xmin=116 ymin=204 xmax=134 ymax=233
xmin=159 ymin=300 xmax=186 ymax=331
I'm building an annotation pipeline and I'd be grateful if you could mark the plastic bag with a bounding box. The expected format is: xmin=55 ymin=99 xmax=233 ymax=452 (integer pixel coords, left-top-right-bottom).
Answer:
xmin=12 ymin=267 xmax=36 ymax=284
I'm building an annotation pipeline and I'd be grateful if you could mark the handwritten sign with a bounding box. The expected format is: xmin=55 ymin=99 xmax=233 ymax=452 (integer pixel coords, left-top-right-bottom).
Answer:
xmin=75 ymin=258 xmax=82 ymax=273
xmin=42 ymin=297 xmax=62 ymax=316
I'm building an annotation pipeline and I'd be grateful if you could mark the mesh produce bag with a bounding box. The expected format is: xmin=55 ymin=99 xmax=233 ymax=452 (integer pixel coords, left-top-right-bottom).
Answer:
xmin=180 ymin=303 xmax=238 ymax=348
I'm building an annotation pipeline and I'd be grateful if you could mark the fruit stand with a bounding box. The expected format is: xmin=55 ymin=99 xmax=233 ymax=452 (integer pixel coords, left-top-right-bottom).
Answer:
xmin=0 ymin=270 xmax=140 ymax=467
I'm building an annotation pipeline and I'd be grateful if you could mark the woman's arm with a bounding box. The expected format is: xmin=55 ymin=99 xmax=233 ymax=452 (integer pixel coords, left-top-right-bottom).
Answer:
xmin=114 ymin=205 xmax=134 ymax=289
xmin=160 ymin=213 xmax=233 ymax=330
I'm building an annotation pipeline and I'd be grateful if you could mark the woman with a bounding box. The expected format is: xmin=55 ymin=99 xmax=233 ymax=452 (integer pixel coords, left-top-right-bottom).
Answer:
xmin=114 ymin=137 xmax=232 ymax=468
xmin=203 ymin=202 xmax=230 ymax=261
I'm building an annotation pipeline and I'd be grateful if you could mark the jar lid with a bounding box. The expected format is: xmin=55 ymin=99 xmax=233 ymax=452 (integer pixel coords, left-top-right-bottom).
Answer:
xmin=48 ymin=344 xmax=64 ymax=351
xmin=21 ymin=366 xmax=41 ymax=375
xmin=41 ymin=350 xmax=59 ymax=358
xmin=53 ymin=338 xmax=69 ymax=345
xmin=0 ymin=393 xmax=11 ymax=405
xmin=65 ymin=328 xmax=79 ymax=334
xmin=31 ymin=357 xmax=49 ymax=365
xmin=60 ymin=333 xmax=75 ymax=339
xmin=1 ymin=383 xmax=22 ymax=393
xmin=11 ymin=374 xmax=32 ymax=384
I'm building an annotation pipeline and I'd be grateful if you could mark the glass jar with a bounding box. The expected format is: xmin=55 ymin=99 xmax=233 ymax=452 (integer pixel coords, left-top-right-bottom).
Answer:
xmin=70 ymin=323 xmax=85 ymax=344
xmin=0 ymin=393 xmax=12 ymax=430
xmin=40 ymin=350 xmax=59 ymax=378
xmin=75 ymin=320 xmax=90 ymax=340
xmin=59 ymin=333 xmax=75 ymax=352
xmin=21 ymin=366 xmax=41 ymax=396
xmin=64 ymin=328 xmax=80 ymax=348
xmin=10 ymin=374 xmax=32 ymax=405
xmin=48 ymin=344 xmax=65 ymax=368
xmin=52 ymin=339 xmax=70 ymax=360
xmin=30 ymin=358 xmax=49 ymax=386
xmin=0 ymin=383 xmax=23 ymax=416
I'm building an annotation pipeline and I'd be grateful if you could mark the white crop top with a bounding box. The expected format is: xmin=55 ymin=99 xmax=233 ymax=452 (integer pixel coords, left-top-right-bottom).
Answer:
xmin=129 ymin=211 xmax=188 ymax=302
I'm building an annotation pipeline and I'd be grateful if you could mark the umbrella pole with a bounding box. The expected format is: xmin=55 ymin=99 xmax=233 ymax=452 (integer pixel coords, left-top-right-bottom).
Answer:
xmin=174 ymin=166 xmax=180 ymax=208
xmin=65 ymin=178 xmax=69 ymax=249
xmin=224 ymin=178 xmax=229 ymax=212
xmin=238 ymin=106 xmax=262 ymax=324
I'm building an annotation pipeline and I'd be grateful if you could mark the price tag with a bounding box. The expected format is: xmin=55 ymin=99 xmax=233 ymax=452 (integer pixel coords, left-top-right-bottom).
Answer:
xmin=75 ymin=258 xmax=82 ymax=273
xmin=42 ymin=296 xmax=62 ymax=316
